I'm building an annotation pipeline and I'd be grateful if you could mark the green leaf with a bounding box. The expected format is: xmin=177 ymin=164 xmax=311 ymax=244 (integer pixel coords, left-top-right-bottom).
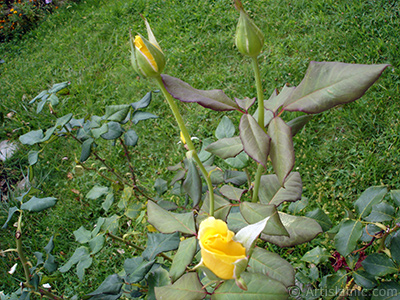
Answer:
xmin=73 ymin=226 xmax=92 ymax=244
xmin=131 ymin=91 xmax=152 ymax=110
xmin=249 ymin=247 xmax=295 ymax=288
xmin=89 ymin=234 xmax=105 ymax=255
xmin=80 ymin=137 xmax=94 ymax=162
xmin=44 ymin=254 xmax=57 ymax=273
xmin=227 ymin=211 xmax=248 ymax=232
xmin=301 ymin=246 xmax=331 ymax=265
xmin=240 ymin=202 xmax=288 ymax=237
xmin=258 ymin=172 xmax=302 ymax=206
xmin=21 ymin=196 xmax=57 ymax=212
xmin=154 ymin=178 xmax=168 ymax=196
xmin=283 ymin=62 xmax=389 ymax=114
xmin=287 ymin=114 xmax=313 ymax=136
xmin=183 ymin=158 xmax=202 ymax=207
xmin=239 ymin=114 xmax=270 ymax=168
xmin=235 ymin=97 xmax=255 ymax=112
xmin=321 ymin=270 xmax=347 ymax=300
xmin=37 ymin=98 xmax=48 ymax=113
xmin=131 ymin=110 xmax=158 ymax=125
xmin=355 ymin=186 xmax=388 ymax=219
xmin=48 ymin=81 xmax=70 ymax=94
xmin=268 ymin=117 xmax=294 ymax=185
xmin=265 ymin=85 xmax=295 ymax=114
xmin=147 ymin=266 xmax=172 ymax=300
xmin=86 ymin=185 xmax=109 ymax=200
xmin=2 ymin=206 xmax=19 ymax=229
xmin=371 ymin=281 xmax=400 ymax=300
xmin=30 ymin=90 xmax=48 ymax=104
xmin=124 ymin=129 xmax=139 ymax=146
xmin=104 ymin=105 xmax=131 ymax=122
xmin=389 ymin=231 xmax=400 ymax=264
xmin=220 ymin=185 xmax=245 ymax=201
xmin=48 ymin=93 xmax=59 ymax=106
xmin=162 ymin=74 xmax=240 ymax=111
xmin=364 ymin=202 xmax=395 ymax=222
xmin=169 ymin=237 xmax=197 ymax=282
xmin=305 ymin=208 xmax=333 ymax=232
xmin=124 ymin=257 xmax=155 ymax=284
xmin=91 ymin=123 xmax=108 ymax=139
xmin=147 ymin=200 xmax=196 ymax=235
xmin=155 ymin=272 xmax=206 ymax=300
xmin=216 ymin=116 xmax=235 ymax=139
xmin=101 ymin=214 xmax=119 ymax=235
xmin=391 ymin=190 xmax=400 ymax=207
xmin=261 ymin=212 xmax=322 ymax=247
xmin=102 ymin=193 xmax=114 ymax=212
xmin=288 ymin=197 xmax=309 ymax=214
xmin=362 ymin=253 xmax=398 ymax=277
xmin=212 ymin=272 xmax=288 ymax=300
xmin=55 ymin=113 xmax=73 ymax=128
xmin=19 ymin=130 xmax=44 ymax=145
xmin=87 ymin=274 xmax=124 ymax=299
xmin=224 ymin=170 xmax=247 ymax=186
xmin=334 ymin=219 xmax=363 ymax=256
xmin=225 ymin=151 xmax=249 ymax=169
xmin=44 ymin=236 xmax=54 ymax=254
xmin=197 ymin=138 xmax=213 ymax=162
xmin=40 ymin=126 xmax=56 ymax=142
xmin=234 ymin=217 xmax=270 ymax=253
xmin=353 ymin=270 xmax=377 ymax=289
xmin=77 ymin=255 xmax=93 ymax=281
xmin=205 ymin=136 xmax=243 ymax=159
xmin=124 ymin=202 xmax=142 ymax=219
xmin=198 ymin=193 xmax=231 ymax=224
xmin=142 ymin=232 xmax=180 ymax=261
xmin=101 ymin=122 xmax=123 ymax=140
xmin=28 ymin=150 xmax=39 ymax=165
xmin=59 ymin=246 xmax=90 ymax=273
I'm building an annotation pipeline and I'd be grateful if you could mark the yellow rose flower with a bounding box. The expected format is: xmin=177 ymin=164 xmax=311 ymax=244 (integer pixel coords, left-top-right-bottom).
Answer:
xmin=198 ymin=217 xmax=246 ymax=280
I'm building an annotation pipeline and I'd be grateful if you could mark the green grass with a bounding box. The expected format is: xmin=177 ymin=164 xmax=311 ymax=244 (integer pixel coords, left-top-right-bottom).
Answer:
xmin=0 ymin=0 xmax=399 ymax=297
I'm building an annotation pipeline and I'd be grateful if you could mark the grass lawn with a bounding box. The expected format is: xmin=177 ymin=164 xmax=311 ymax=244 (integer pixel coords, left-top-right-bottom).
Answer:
xmin=0 ymin=0 xmax=399 ymax=297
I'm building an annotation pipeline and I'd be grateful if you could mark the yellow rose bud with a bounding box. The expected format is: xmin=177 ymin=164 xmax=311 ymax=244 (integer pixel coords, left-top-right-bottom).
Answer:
xmin=234 ymin=0 xmax=264 ymax=57
xmin=198 ymin=217 xmax=246 ymax=280
xmin=130 ymin=17 xmax=166 ymax=78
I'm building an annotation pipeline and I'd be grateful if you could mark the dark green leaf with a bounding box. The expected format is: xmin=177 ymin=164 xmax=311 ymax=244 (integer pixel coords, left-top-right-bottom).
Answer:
xmin=225 ymin=151 xmax=249 ymax=169
xmin=131 ymin=110 xmax=158 ymax=125
xmin=215 ymin=116 xmax=235 ymax=139
xmin=101 ymin=122 xmax=123 ymax=140
xmin=142 ymin=232 xmax=180 ymax=261
xmin=80 ymin=137 xmax=94 ymax=162
xmin=147 ymin=266 xmax=171 ymax=300
xmin=261 ymin=213 xmax=322 ymax=247
xmin=355 ymin=186 xmax=388 ymax=219
xmin=44 ymin=254 xmax=57 ymax=273
xmin=73 ymin=226 xmax=92 ymax=244
xmin=224 ymin=170 xmax=247 ymax=186
xmin=239 ymin=114 xmax=270 ymax=168
xmin=205 ymin=136 xmax=243 ymax=159
xmin=288 ymin=197 xmax=309 ymax=214
xmin=19 ymin=130 xmax=44 ymax=145
xmin=44 ymin=236 xmax=54 ymax=254
xmin=59 ymin=246 xmax=90 ymax=273
xmin=183 ymin=159 xmax=202 ymax=207
xmin=391 ymin=190 xmax=400 ymax=207
xmin=147 ymin=200 xmax=196 ymax=235
xmin=89 ymin=234 xmax=105 ymax=255
xmin=55 ymin=113 xmax=73 ymax=128
xmin=287 ymin=114 xmax=313 ymax=136
xmin=212 ymin=272 xmax=288 ymax=300
xmin=268 ymin=117 xmax=294 ymax=185
xmin=124 ymin=257 xmax=155 ymax=284
xmin=91 ymin=123 xmax=108 ymax=139
xmin=334 ymin=219 xmax=363 ymax=256
xmin=371 ymin=281 xmax=400 ymax=300
xmin=227 ymin=211 xmax=248 ymax=232
xmin=87 ymin=274 xmax=124 ymax=298
xmin=364 ymin=202 xmax=395 ymax=222
xmin=169 ymin=237 xmax=197 ymax=282
xmin=283 ymin=62 xmax=389 ymax=114
xmin=154 ymin=178 xmax=168 ymax=196
xmin=162 ymin=74 xmax=240 ymax=111
xmin=362 ymin=253 xmax=398 ymax=277
xmin=258 ymin=172 xmax=302 ymax=206
xmin=104 ymin=105 xmax=131 ymax=122
xmin=305 ymin=208 xmax=333 ymax=232
xmin=240 ymin=202 xmax=288 ymax=237
xmin=301 ymin=246 xmax=331 ymax=265
xmin=249 ymin=247 xmax=295 ymax=288
xmin=131 ymin=91 xmax=152 ymax=110
xmin=124 ymin=129 xmax=138 ymax=147
xmin=155 ymin=273 xmax=206 ymax=300
xmin=198 ymin=193 xmax=231 ymax=224
xmin=219 ymin=185 xmax=245 ymax=201
xmin=2 ymin=206 xmax=19 ymax=229
xmin=389 ymin=231 xmax=400 ymax=264
xmin=21 ymin=196 xmax=57 ymax=212
xmin=353 ymin=270 xmax=377 ymax=289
